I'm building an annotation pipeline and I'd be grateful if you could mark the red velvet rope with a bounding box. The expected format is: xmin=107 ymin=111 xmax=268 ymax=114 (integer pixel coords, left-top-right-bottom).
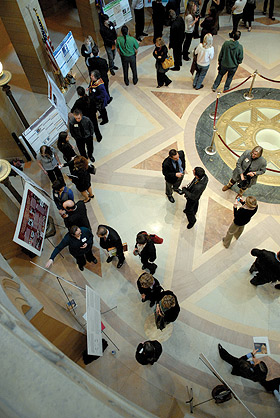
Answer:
xmin=215 ymin=132 xmax=280 ymax=173
xmin=221 ymin=75 xmax=252 ymax=93
xmin=258 ymin=74 xmax=280 ymax=83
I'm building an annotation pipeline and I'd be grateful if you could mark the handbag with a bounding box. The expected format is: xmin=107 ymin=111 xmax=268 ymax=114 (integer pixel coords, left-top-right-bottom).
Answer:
xmin=162 ymin=55 xmax=174 ymax=70
xmin=190 ymin=51 xmax=198 ymax=75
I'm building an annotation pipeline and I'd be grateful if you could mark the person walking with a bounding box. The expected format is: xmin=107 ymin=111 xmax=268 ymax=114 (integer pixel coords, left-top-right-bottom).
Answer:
xmin=222 ymin=196 xmax=258 ymax=248
xmin=169 ymin=10 xmax=185 ymax=70
xmin=153 ymin=37 xmax=172 ymax=88
xmin=69 ymin=110 xmax=95 ymax=161
xmin=133 ymin=232 xmax=157 ymax=274
xmin=37 ymin=145 xmax=64 ymax=185
xmin=97 ymin=225 xmax=125 ymax=268
xmin=212 ymin=31 xmax=243 ymax=92
xmin=162 ymin=149 xmax=186 ymax=203
xmin=116 ymin=25 xmax=139 ymax=86
xmin=45 ymin=225 xmax=97 ymax=271
xmin=99 ymin=14 xmax=118 ymax=75
xmin=182 ymin=167 xmax=208 ymax=229
xmin=88 ymin=70 xmax=110 ymax=125
xmin=193 ymin=33 xmax=214 ymax=90
xmin=222 ymin=146 xmax=267 ymax=195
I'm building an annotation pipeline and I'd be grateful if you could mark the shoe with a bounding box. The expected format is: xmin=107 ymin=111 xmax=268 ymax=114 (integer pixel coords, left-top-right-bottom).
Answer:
xmin=170 ymin=67 xmax=180 ymax=71
xmin=150 ymin=264 xmax=157 ymax=275
xmin=142 ymin=32 xmax=148 ymax=36
xmin=250 ymin=278 xmax=258 ymax=286
xmin=79 ymin=266 xmax=84 ymax=271
xmin=165 ymin=80 xmax=172 ymax=86
xmin=275 ymin=284 xmax=280 ymax=289
xmin=97 ymin=137 xmax=102 ymax=142
xmin=270 ymin=16 xmax=275 ymax=20
xmin=84 ymin=198 xmax=91 ymax=203
xmin=125 ymin=81 xmax=129 ymax=86
xmin=136 ymin=37 xmax=142 ymax=42
xmin=222 ymin=238 xmax=229 ymax=249
xmin=113 ymin=66 xmax=119 ymax=70
xmin=187 ymin=222 xmax=195 ymax=229
xmin=183 ymin=209 xmax=187 ymax=214
xmin=218 ymin=343 xmax=223 ymax=352
xmin=174 ymin=188 xmax=184 ymax=195
xmin=89 ymin=156 xmax=95 ymax=163
xmin=195 ymin=84 xmax=204 ymax=90
xmin=222 ymin=184 xmax=231 ymax=191
xmin=106 ymin=256 xmax=114 ymax=263
xmin=229 ymin=32 xmax=233 ymax=38
xmin=212 ymin=88 xmax=217 ymax=92
xmin=183 ymin=57 xmax=191 ymax=62
xmin=117 ymin=261 xmax=124 ymax=268
xmin=157 ymin=85 xmax=163 ymax=88
xmin=110 ymin=69 xmax=115 ymax=75
xmin=248 ymin=27 xmax=251 ymax=32
xmin=88 ymin=194 xmax=94 ymax=199
xmin=262 ymin=10 xmax=266 ymax=15
xmin=108 ymin=97 xmax=113 ymax=104
xmin=100 ymin=120 xmax=108 ymax=125
xmin=167 ymin=195 xmax=175 ymax=203
xmin=92 ymin=257 xmax=98 ymax=264
xmin=142 ymin=265 xmax=147 ymax=270
xmin=133 ymin=80 xmax=138 ymax=85
xmin=193 ymin=85 xmax=196 ymax=89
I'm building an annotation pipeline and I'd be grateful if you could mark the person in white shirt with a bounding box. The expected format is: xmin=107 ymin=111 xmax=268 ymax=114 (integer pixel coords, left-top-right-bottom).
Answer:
xmin=193 ymin=33 xmax=214 ymax=90
xmin=229 ymin=0 xmax=247 ymax=37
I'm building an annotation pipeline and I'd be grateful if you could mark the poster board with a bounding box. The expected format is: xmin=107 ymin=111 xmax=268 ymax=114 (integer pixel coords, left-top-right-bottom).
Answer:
xmin=45 ymin=71 xmax=68 ymax=124
xmin=20 ymin=105 xmax=66 ymax=156
xmin=85 ymin=285 xmax=103 ymax=356
xmin=10 ymin=165 xmax=51 ymax=198
xmin=103 ymin=0 xmax=132 ymax=28
xmin=53 ymin=31 xmax=80 ymax=78
xmin=13 ymin=183 xmax=50 ymax=256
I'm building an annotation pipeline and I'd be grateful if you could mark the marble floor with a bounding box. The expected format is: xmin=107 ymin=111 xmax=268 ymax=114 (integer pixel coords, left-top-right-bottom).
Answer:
xmin=2 ymin=2 xmax=280 ymax=417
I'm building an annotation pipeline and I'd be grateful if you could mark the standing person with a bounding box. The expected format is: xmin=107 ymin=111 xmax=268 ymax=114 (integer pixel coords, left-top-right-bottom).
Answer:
xmin=192 ymin=0 xmax=202 ymax=39
xmin=137 ymin=272 xmax=163 ymax=307
xmin=97 ymin=225 xmax=125 ymax=268
xmin=155 ymin=290 xmax=180 ymax=330
xmin=71 ymin=87 xmax=102 ymax=143
xmin=182 ymin=2 xmax=198 ymax=61
xmin=88 ymin=70 xmax=110 ymax=125
xmin=249 ymin=249 xmax=280 ymax=288
xmin=222 ymin=146 xmax=267 ymax=195
xmin=69 ymin=110 xmax=95 ymax=161
xmin=169 ymin=10 xmax=185 ymax=71
xmin=229 ymin=0 xmax=247 ymax=37
xmin=193 ymin=33 xmax=214 ymax=90
xmin=153 ymin=38 xmax=172 ymax=88
xmin=200 ymin=6 xmax=218 ymax=42
xmin=52 ymin=180 xmax=74 ymax=213
xmin=152 ymin=0 xmax=165 ymax=43
xmin=88 ymin=48 xmax=110 ymax=96
xmin=263 ymin=0 xmax=275 ymax=20
xmin=62 ymin=200 xmax=91 ymax=231
xmin=81 ymin=36 xmax=99 ymax=75
xmin=162 ymin=149 xmax=186 ymax=203
xmin=57 ymin=131 xmax=77 ymax=163
xmin=212 ymin=31 xmax=243 ymax=92
xmin=116 ymin=25 xmax=139 ymax=86
xmin=45 ymin=226 xmax=97 ymax=271
xmin=182 ymin=167 xmax=208 ymax=229
xmin=37 ymin=145 xmax=64 ymax=185
xmin=243 ymin=0 xmax=256 ymax=31
xmin=135 ymin=340 xmax=162 ymax=365
xmin=132 ymin=0 xmax=148 ymax=42
xmin=133 ymin=232 xmax=157 ymax=274
xmin=99 ymin=14 xmax=118 ymax=75
xmin=222 ymin=196 xmax=258 ymax=248
xmin=69 ymin=156 xmax=94 ymax=203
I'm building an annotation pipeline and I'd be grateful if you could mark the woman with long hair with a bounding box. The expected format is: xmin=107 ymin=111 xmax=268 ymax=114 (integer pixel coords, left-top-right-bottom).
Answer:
xmin=37 ymin=145 xmax=64 ymax=184
xmin=57 ymin=131 xmax=77 ymax=163
xmin=182 ymin=2 xmax=198 ymax=61
xmin=116 ymin=25 xmax=139 ymax=86
xmin=193 ymin=33 xmax=214 ymax=90
xmin=81 ymin=35 xmax=98 ymax=74
xmin=69 ymin=156 xmax=94 ymax=202
xmin=153 ymin=37 xmax=172 ymax=88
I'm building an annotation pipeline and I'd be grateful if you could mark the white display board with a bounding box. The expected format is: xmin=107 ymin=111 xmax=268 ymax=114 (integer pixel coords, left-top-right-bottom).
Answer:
xmin=103 ymin=0 xmax=132 ymax=28
xmin=45 ymin=71 xmax=68 ymax=124
xmin=53 ymin=31 xmax=80 ymax=78
xmin=10 ymin=165 xmax=51 ymax=198
xmin=85 ymin=285 xmax=103 ymax=356
xmin=20 ymin=105 xmax=66 ymax=155
xmin=13 ymin=183 xmax=50 ymax=256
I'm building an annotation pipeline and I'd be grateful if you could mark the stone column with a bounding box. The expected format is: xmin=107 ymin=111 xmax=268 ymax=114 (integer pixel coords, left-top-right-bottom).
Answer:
xmin=76 ymin=0 xmax=102 ymax=45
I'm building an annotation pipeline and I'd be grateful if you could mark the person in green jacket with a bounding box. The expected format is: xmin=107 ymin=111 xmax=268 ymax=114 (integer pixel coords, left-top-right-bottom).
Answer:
xmin=116 ymin=25 xmax=139 ymax=86
xmin=212 ymin=31 xmax=243 ymax=92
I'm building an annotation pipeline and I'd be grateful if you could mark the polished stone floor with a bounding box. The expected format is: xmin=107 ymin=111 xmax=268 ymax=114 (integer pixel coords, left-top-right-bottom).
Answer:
xmin=2 ymin=3 xmax=280 ymax=417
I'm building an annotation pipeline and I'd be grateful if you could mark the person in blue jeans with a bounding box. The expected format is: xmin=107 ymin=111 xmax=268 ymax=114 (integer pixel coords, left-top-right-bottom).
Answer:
xmin=212 ymin=31 xmax=243 ymax=92
xmin=193 ymin=33 xmax=214 ymax=90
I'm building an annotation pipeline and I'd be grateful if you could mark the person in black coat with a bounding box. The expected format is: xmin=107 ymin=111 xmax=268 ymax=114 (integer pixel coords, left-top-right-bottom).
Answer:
xmin=81 ymin=35 xmax=99 ymax=75
xmin=52 ymin=180 xmax=74 ymax=212
xmin=137 ymin=273 xmax=163 ymax=307
xmin=182 ymin=167 xmax=208 ymax=229
xmin=69 ymin=109 xmax=95 ymax=161
xmin=62 ymin=200 xmax=91 ymax=231
xmin=71 ymin=86 xmax=102 ymax=143
xmin=57 ymin=131 xmax=77 ymax=163
xmin=97 ymin=224 xmax=125 ymax=268
xmin=162 ymin=149 xmax=186 ymax=203
xmin=99 ymin=14 xmax=118 ymax=75
xmin=88 ymin=48 xmax=110 ymax=96
xmin=169 ymin=9 xmax=185 ymax=71
xmin=135 ymin=340 xmax=162 ymax=365
xmin=218 ymin=344 xmax=268 ymax=382
xmin=249 ymin=248 xmax=280 ymax=288
xmin=133 ymin=231 xmax=157 ymax=274
xmin=152 ymin=0 xmax=166 ymax=43
xmin=155 ymin=290 xmax=180 ymax=330
xmin=153 ymin=38 xmax=172 ymax=88
xmin=45 ymin=226 xmax=97 ymax=271
xmin=68 ymin=156 xmax=94 ymax=203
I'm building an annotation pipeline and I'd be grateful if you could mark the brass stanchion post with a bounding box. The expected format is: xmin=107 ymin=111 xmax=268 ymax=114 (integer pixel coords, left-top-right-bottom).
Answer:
xmin=205 ymin=128 xmax=217 ymax=155
xmin=243 ymin=70 xmax=258 ymax=100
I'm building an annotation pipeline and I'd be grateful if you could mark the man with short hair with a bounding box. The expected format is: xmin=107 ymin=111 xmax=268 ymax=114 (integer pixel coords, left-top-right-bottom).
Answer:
xmin=88 ymin=47 xmax=110 ymax=95
xmin=100 ymin=14 xmax=118 ymax=75
xmin=97 ymin=225 xmax=125 ymax=268
xmin=212 ymin=31 xmax=243 ymax=92
xmin=62 ymin=200 xmax=91 ymax=231
xmin=182 ymin=167 xmax=208 ymax=229
xmin=249 ymin=248 xmax=280 ymax=289
xmin=162 ymin=149 xmax=186 ymax=203
xmin=69 ymin=109 xmax=95 ymax=161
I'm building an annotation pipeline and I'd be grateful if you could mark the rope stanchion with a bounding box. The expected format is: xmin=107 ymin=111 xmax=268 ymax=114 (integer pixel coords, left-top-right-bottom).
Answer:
xmin=243 ymin=70 xmax=258 ymax=100
xmin=209 ymin=92 xmax=221 ymax=121
xmin=205 ymin=128 xmax=217 ymax=155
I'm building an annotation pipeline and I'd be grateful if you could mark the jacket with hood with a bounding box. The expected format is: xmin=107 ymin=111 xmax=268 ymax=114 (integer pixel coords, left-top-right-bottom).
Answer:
xmin=218 ymin=40 xmax=243 ymax=69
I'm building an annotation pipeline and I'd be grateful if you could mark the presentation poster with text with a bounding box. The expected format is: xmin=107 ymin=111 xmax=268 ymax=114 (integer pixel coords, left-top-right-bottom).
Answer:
xmin=54 ymin=31 xmax=80 ymax=77
xmin=103 ymin=0 xmax=132 ymax=28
